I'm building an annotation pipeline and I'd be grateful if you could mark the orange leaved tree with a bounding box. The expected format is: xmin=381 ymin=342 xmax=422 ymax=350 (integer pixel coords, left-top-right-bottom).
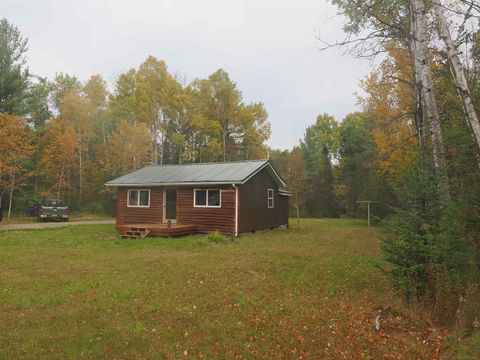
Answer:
xmin=0 ymin=113 xmax=34 ymax=218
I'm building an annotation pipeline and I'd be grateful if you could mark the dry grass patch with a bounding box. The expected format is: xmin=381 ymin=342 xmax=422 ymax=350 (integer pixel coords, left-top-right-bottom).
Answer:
xmin=0 ymin=219 xmax=448 ymax=359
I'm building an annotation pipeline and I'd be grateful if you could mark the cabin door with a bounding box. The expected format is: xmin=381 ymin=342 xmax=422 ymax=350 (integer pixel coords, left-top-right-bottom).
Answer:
xmin=163 ymin=188 xmax=177 ymax=223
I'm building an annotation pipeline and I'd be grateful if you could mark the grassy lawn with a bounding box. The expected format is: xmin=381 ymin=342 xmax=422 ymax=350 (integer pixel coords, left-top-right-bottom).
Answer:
xmin=458 ymin=330 xmax=480 ymax=360
xmin=0 ymin=219 xmax=446 ymax=359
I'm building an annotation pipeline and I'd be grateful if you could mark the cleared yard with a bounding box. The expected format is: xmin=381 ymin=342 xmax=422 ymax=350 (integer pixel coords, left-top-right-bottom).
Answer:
xmin=0 ymin=219 xmax=446 ymax=359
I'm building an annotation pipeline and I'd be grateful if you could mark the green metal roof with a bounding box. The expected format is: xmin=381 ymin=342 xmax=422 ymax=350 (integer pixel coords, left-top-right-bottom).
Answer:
xmin=105 ymin=160 xmax=286 ymax=187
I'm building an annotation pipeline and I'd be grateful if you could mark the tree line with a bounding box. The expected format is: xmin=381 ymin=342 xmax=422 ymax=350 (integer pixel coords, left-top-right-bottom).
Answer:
xmin=0 ymin=18 xmax=270 ymax=216
xmin=270 ymin=0 xmax=480 ymax=328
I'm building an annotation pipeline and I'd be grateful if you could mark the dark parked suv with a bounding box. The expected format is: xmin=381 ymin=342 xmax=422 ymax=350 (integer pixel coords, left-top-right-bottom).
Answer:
xmin=38 ymin=199 xmax=71 ymax=222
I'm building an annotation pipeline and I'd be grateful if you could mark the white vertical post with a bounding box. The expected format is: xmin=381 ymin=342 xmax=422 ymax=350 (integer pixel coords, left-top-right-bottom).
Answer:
xmin=232 ymin=184 xmax=239 ymax=237
xmin=367 ymin=201 xmax=370 ymax=227
xmin=357 ymin=200 xmax=376 ymax=227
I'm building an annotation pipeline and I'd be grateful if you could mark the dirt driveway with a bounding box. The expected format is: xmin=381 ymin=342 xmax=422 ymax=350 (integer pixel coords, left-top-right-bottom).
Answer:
xmin=0 ymin=220 xmax=115 ymax=231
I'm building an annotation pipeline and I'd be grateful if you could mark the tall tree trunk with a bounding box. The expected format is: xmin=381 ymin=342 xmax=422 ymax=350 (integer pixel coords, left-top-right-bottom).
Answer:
xmin=411 ymin=0 xmax=450 ymax=200
xmin=152 ymin=123 xmax=158 ymax=165
xmin=412 ymin=0 xmax=447 ymax=171
xmin=102 ymin=115 xmax=106 ymax=145
xmin=223 ymin=130 xmax=227 ymax=162
xmin=433 ymin=0 xmax=480 ymax=155
xmin=58 ymin=152 xmax=66 ymax=199
xmin=217 ymin=107 xmax=227 ymax=162
xmin=78 ymin=147 xmax=83 ymax=207
xmin=295 ymin=197 xmax=300 ymax=225
xmin=8 ymin=172 xmax=15 ymax=220
xmin=410 ymin=9 xmax=425 ymax=153
xmin=160 ymin=128 xmax=164 ymax=165
xmin=33 ymin=132 xmax=40 ymax=199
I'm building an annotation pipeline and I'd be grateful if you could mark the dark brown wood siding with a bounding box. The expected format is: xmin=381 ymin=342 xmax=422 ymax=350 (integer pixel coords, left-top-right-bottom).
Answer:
xmin=114 ymin=166 xmax=288 ymax=236
xmin=278 ymin=194 xmax=289 ymax=228
xmin=238 ymin=168 xmax=289 ymax=233
xmin=177 ymin=186 xmax=236 ymax=235
xmin=116 ymin=187 xmax=163 ymax=229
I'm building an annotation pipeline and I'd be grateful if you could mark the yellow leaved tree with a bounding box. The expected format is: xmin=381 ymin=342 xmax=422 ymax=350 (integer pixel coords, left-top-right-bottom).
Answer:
xmin=359 ymin=43 xmax=419 ymax=183
xmin=0 ymin=113 xmax=34 ymax=218
xmin=41 ymin=118 xmax=80 ymax=200
xmin=100 ymin=120 xmax=152 ymax=180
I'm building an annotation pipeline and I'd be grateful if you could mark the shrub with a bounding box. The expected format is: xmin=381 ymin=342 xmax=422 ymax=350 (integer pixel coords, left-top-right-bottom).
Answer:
xmin=207 ymin=231 xmax=229 ymax=244
xmin=379 ymin=158 xmax=480 ymax=323
xmin=378 ymin=160 xmax=443 ymax=300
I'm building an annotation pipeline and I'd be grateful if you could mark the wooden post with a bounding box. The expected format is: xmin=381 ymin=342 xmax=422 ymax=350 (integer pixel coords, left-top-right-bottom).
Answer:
xmin=357 ymin=200 xmax=377 ymax=227
xmin=367 ymin=201 xmax=370 ymax=227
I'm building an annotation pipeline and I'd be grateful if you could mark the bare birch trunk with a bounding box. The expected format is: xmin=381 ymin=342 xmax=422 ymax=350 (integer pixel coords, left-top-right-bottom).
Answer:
xmin=58 ymin=152 xmax=66 ymax=199
xmin=217 ymin=107 xmax=227 ymax=162
xmin=296 ymin=201 xmax=300 ymax=225
xmin=410 ymin=7 xmax=425 ymax=152
xmin=411 ymin=0 xmax=450 ymax=200
xmin=412 ymin=0 xmax=447 ymax=171
xmin=102 ymin=116 xmax=106 ymax=145
xmin=8 ymin=172 xmax=15 ymax=220
xmin=223 ymin=130 xmax=227 ymax=162
xmin=159 ymin=111 xmax=167 ymax=165
xmin=33 ymin=132 xmax=40 ymax=199
xmin=78 ymin=147 xmax=83 ymax=207
xmin=160 ymin=127 xmax=164 ymax=166
xmin=152 ymin=123 xmax=158 ymax=165
xmin=433 ymin=1 xmax=480 ymax=154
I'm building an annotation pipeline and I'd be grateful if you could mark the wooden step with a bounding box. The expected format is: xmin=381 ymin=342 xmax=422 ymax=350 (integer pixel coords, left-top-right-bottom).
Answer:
xmin=139 ymin=229 xmax=150 ymax=239
xmin=130 ymin=227 xmax=147 ymax=232
xmin=120 ymin=228 xmax=151 ymax=239
xmin=119 ymin=224 xmax=198 ymax=237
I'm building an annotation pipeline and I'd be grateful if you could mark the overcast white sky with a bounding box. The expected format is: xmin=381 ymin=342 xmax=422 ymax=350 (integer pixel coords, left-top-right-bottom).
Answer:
xmin=3 ymin=0 xmax=370 ymax=150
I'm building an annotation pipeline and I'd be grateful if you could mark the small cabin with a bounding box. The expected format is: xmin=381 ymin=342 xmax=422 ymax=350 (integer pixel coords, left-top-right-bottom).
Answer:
xmin=105 ymin=160 xmax=292 ymax=237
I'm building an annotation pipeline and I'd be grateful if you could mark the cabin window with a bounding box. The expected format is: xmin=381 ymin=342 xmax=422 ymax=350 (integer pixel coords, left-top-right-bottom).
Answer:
xmin=127 ymin=189 xmax=150 ymax=207
xmin=268 ymin=189 xmax=274 ymax=208
xmin=194 ymin=189 xmax=221 ymax=208
xmin=195 ymin=189 xmax=207 ymax=206
xmin=208 ymin=190 xmax=221 ymax=207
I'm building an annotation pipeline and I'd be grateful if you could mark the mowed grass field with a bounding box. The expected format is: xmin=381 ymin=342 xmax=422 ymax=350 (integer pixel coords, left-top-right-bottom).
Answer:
xmin=0 ymin=219 xmax=447 ymax=359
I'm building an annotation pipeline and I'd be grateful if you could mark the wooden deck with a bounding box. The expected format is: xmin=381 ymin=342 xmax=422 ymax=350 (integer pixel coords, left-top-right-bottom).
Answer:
xmin=118 ymin=223 xmax=198 ymax=238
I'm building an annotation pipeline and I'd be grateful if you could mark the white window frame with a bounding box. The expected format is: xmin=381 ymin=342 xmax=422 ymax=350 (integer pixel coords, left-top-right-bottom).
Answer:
xmin=127 ymin=189 xmax=150 ymax=208
xmin=194 ymin=189 xmax=222 ymax=208
xmin=268 ymin=189 xmax=274 ymax=208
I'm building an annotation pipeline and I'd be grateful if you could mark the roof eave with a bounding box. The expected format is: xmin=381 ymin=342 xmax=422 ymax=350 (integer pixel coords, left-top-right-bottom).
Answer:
xmin=104 ymin=181 xmax=243 ymax=187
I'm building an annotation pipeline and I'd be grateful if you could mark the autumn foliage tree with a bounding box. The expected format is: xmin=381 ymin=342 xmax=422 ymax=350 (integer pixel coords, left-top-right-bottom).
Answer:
xmin=359 ymin=44 xmax=419 ymax=182
xmin=326 ymin=0 xmax=480 ymax=324
xmin=0 ymin=113 xmax=34 ymax=217
xmin=41 ymin=119 xmax=79 ymax=200
xmin=101 ymin=120 xmax=152 ymax=179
